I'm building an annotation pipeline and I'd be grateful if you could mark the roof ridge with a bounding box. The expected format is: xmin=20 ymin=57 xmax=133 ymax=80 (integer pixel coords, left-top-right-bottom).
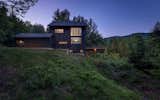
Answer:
xmin=48 ymin=21 xmax=87 ymax=27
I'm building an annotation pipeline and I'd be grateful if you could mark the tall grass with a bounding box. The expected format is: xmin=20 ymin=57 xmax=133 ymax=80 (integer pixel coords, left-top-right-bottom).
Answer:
xmin=0 ymin=48 xmax=141 ymax=100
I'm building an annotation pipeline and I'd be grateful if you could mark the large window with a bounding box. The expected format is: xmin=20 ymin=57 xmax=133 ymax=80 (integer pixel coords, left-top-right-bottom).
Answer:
xmin=71 ymin=27 xmax=82 ymax=36
xmin=55 ymin=29 xmax=64 ymax=33
xmin=71 ymin=37 xmax=81 ymax=44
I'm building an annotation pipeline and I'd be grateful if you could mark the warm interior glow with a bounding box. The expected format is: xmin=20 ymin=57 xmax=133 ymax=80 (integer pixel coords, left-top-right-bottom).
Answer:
xmin=71 ymin=37 xmax=81 ymax=44
xmin=55 ymin=29 xmax=64 ymax=33
xmin=71 ymin=27 xmax=82 ymax=36
xmin=19 ymin=40 xmax=24 ymax=44
xmin=80 ymin=49 xmax=83 ymax=53
xmin=58 ymin=41 xmax=68 ymax=44
xmin=74 ymin=39 xmax=78 ymax=42
xmin=94 ymin=48 xmax=97 ymax=52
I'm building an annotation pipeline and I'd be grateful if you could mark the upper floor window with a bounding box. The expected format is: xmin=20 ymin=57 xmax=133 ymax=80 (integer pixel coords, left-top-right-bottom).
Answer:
xmin=55 ymin=29 xmax=64 ymax=33
xmin=71 ymin=27 xmax=82 ymax=36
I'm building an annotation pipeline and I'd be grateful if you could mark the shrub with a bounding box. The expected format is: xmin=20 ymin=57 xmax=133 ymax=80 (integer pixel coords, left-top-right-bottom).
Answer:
xmin=90 ymin=53 xmax=143 ymax=84
xmin=0 ymin=48 xmax=141 ymax=100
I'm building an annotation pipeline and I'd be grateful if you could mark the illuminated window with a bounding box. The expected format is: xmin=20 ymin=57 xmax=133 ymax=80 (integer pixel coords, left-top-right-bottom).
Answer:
xmin=71 ymin=27 xmax=82 ymax=36
xmin=55 ymin=29 xmax=64 ymax=33
xmin=71 ymin=37 xmax=81 ymax=44
xmin=58 ymin=41 xmax=68 ymax=44
xmin=17 ymin=40 xmax=24 ymax=44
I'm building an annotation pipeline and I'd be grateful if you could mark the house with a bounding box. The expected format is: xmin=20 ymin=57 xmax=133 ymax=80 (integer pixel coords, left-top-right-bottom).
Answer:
xmin=15 ymin=21 xmax=87 ymax=53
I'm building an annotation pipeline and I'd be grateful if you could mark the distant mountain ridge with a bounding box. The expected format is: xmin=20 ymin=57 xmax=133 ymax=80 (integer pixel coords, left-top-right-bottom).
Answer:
xmin=104 ymin=33 xmax=151 ymax=40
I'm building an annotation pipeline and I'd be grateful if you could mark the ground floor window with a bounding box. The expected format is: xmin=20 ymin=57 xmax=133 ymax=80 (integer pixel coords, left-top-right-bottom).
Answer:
xmin=16 ymin=40 xmax=24 ymax=45
xmin=16 ymin=40 xmax=24 ymax=47
xmin=71 ymin=37 xmax=81 ymax=44
xmin=58 ymin=41 xmax=68 ymax=44
xmin=17 ymin=40 xmax=24 ymax=44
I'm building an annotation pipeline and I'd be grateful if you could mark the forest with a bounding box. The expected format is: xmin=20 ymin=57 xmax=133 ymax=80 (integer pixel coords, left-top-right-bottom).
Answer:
xmin=0 ymin=0 xmax=160 ymax=100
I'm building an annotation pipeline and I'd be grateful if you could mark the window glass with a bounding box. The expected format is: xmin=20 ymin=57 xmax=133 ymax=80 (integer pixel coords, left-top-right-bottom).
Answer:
xmin=58 ymin=41 xmax=68 ymax=44
xmin=55 ymin=29 xmax=64 ymax=33
xmin=16 ymin=40 xmax=24 ymax=44
xmin=71 ymin=37 xmax=81 ymax=44
xmin=71 ymin=27 xmax=82 ymax=36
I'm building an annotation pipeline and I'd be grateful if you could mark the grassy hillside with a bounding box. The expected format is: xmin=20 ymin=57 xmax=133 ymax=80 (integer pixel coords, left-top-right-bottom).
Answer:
xmin=0 ymin=48 xmax=140 ymax=100
xmin=103 ymin=33 xmax=160 ymax=100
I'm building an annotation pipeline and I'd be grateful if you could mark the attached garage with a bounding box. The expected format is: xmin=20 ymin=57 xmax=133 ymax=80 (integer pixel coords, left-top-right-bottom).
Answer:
xmin=15 ymin=33 xmax=53 ymax=48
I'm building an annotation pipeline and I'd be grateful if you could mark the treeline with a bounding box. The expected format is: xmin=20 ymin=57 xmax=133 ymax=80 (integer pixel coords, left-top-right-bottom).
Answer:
xmin=104 ymin=22 xmax=160 ymax=79
xmin=0 ymin=0 xmax=45 ymax=46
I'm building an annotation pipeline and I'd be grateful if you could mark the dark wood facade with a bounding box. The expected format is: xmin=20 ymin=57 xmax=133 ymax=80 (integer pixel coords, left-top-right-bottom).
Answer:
xmin=50 ymin=26 xmax=86 ymax=52
xmin=15 ymin=21 xmax=87 ymax=52
xmin=16 ymin=38 xmax=51 ymax=48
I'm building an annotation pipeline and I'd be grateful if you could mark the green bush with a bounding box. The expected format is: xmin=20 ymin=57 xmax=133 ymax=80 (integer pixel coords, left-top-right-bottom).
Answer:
xmin=0 ymin=48 xmax=141 ymax=100
xmin=90 ymin=53 xmax=144 ymax=84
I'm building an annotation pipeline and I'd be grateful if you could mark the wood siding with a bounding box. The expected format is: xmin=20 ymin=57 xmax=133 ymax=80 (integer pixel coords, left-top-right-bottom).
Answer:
xmin=15 ymin=25 xmax=86 ymax=52
xmin=16 ymin=38 xmax=51 ymax=48
xmin=51 ymin=26 xmax=85 ymax=51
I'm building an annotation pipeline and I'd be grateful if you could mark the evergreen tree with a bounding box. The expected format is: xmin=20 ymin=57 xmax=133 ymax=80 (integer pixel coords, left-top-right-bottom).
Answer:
xmin=0 ymin=1 xmax=38 ymax=45
xmin=73 ymin=15 xmax=87 ymax=23
xmin=24 ymin=21 xmax=45 ymax=33
xmin=149 ymin=21 xmax=160 ymax=68
xmin=73 ymin=16 xmax=104 ymax=46
xmin=152 ymin=21 xmax=160 ymax=43
xmin=0 ymin=6 xmax=11 ymax=43
xmin=129 ymin=36 xmax=145 ymax=67
xmin=53 ymin=9 xmax=70 ymax=21
xmin=153 ymin=22 xmax=160 ymax=33
xmin=5 ymin=0 xmax=38 ymax=17
xmin=30 ymin=24 xmax=45 ymax=33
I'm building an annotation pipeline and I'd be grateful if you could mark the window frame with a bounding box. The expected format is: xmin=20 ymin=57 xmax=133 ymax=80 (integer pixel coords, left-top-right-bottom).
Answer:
xmin=54 ymin=28 xmax=64 ymax=33
xmin=70 ymin=27 xmax=82 ymax=36
xmin=71 ymin=37 xmax=82 ymax=44
xmin=58 ymin=41 xmax=68 ymax=45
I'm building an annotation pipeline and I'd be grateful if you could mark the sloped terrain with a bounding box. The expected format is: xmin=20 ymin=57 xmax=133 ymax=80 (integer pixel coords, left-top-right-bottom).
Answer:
xmin=0 ymin=48 xmax=140 ymax=100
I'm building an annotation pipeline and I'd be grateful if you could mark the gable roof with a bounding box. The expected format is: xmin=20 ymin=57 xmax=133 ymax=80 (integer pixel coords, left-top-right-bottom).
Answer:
xmin=15 ymin=33 xmax=52 ymax=38
xmin=48 ymin=21 xmax=87 ymax=27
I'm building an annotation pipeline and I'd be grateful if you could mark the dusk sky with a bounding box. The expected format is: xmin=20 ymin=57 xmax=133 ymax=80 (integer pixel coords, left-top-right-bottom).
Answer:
xmin=23 ymin=0 xmax=160 ymax=37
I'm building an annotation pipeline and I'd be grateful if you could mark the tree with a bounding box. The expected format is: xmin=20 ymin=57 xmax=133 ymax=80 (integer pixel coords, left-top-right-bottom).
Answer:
xmin=53 ymin=9 xmax=70 ymax=21
xmin=73 ymin=15 xmax=87 ymax=23
xmin=129 ymin=35 xmax=145 ymax=67
xmin=0 ymin=5 xmax=11 ymax=43
xmin=24 ymin=22 xmax=45 ymax=33
xmin=148 ymin=21 xmax=160 ymax=68
xmin=0 ymin=4 xmax=7 ymax=16
xmin=0 ymin=1 xmax=7 ymax=8
xmin=2 ymin=0 xmax=38 ymax=17
xmin=73 ymin=16 xmax=104 ymax=46
xmin=153 ymin=22 xmax=160 ymax=33
xmin=152 ymin=21 xmax=160 ymax=43
xmin=0 ymin=1 xmax=38 ymax=46
xmin=150 ymin=22 xmax=160 ymax=55
xmin=30 ymin=24 xmax=45 ymax=33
